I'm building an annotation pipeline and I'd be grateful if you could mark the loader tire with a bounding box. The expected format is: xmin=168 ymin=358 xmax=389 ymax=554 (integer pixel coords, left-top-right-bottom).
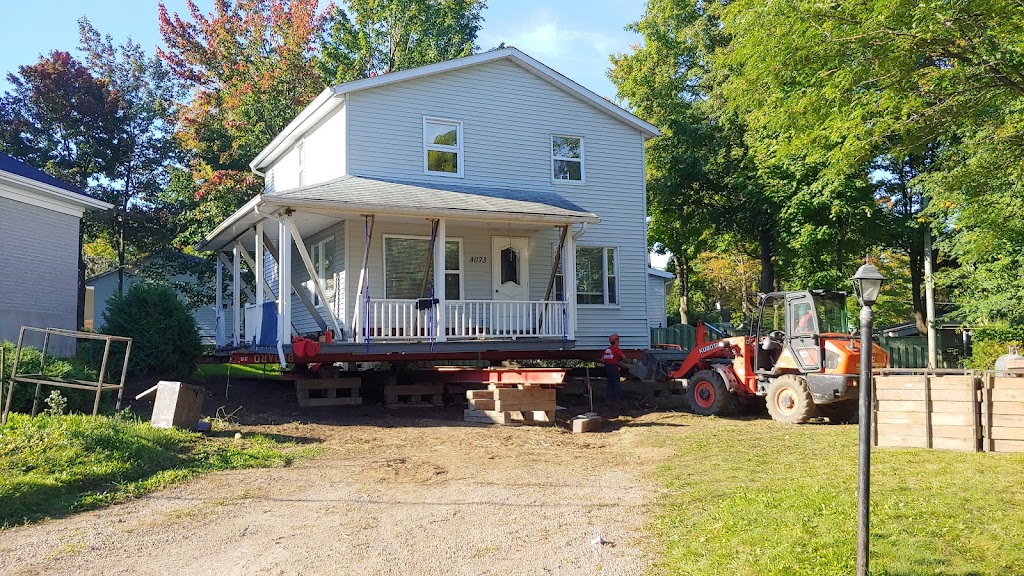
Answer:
xmin=766 ymin=375 xmax=817 ymax=424
xmin=687 ymin=369 xmax=733 ymax=416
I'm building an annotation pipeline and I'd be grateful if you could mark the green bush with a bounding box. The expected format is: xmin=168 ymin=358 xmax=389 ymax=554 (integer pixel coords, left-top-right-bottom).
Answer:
xmin=964 ymin=324 xmax=1024 ymax=370
xmin=101 ymin=282 xmax=202 ymax=379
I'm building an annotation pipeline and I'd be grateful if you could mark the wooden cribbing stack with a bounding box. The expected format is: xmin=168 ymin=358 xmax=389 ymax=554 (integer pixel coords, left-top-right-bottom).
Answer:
xmin=385 ymin=383 xmax=445 ymax=407
xmin=464 ymin=385 xmax=556 ymax=425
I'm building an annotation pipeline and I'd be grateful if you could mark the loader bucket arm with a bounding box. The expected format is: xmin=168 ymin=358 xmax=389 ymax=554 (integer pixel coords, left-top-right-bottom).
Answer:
xmin=667 ymin=338 xmax=735 ymax=380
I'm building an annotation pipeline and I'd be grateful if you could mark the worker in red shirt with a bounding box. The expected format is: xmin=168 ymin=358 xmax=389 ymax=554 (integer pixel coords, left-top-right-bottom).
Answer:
xmin=602 ymin=333 xmax=627 ymax=402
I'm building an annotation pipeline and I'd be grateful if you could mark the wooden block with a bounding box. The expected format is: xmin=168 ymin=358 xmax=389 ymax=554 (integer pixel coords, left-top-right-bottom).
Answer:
xmin=990 ymin=415 xmax=1024 ymax=428
xmin=874 ymin=411 xmax=927 ymax=425
xmin=877 ymin=435 xmax=928 ymax=449
xmin=512 ymin=410 xmax=555 ymax=423
xmin=494 ymin=400 xmax=556 ymax=412
xmin=928 ymin=376 xmax=975 ymax=390
xmin=464 ymin=409 xmax=513 ymax=424
xmin=932 ymin=436 xmax=979 ymax=451
xmin=469 ymin=398 xmax=495 ymax=410
xmin=572 ymin=416 xmax=602 ymax=433
xmin=492 ymin=388 xmax=556 ymax=402
xmin=385 ymin=383 xmax=444 ymax=396
xmin=875 ymin=389 xmax=925 ymax=401
xmin=296 ymin=377 xmax=360 ymax=390
xmin=467 ymin=390 xmax=494 ymax=400
xmin=991 ymin=388 xmax=1024 ymax=402
xmin=930 ymin=400 xmax=976 ymax=414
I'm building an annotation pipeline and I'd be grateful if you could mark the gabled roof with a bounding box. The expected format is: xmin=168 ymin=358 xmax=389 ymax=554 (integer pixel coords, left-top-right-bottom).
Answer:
xmin=0 ymin=152 xmax=111 ymax=211
xmin=251 ymin=47 xmax=661 ymax=172
xmin=196 ymin=175 xmax=600 ymax=252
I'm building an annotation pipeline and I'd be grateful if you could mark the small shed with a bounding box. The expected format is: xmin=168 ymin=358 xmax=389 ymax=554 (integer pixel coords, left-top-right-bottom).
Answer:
xmin=647 ymin=267 xmax=674 ymax=329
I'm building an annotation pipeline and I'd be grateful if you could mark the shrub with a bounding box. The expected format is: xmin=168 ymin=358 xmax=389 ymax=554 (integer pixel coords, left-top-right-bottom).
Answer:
xmin=102 ymin=282 xmax=202 ymax=379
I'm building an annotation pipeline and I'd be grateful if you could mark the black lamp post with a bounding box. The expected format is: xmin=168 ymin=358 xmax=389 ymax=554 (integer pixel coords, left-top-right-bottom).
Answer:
xmin=851 ymin=262 xmax=885 ymax=576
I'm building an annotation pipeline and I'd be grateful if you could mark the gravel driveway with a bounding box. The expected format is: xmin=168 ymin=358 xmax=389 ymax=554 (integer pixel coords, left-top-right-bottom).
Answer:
xmin=0 ymin=410 xmax=679 ymax=575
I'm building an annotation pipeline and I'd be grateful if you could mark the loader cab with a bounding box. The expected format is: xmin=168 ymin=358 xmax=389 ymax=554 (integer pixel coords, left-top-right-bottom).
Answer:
xmin=752 ymin=291 xmax=849 ymax=375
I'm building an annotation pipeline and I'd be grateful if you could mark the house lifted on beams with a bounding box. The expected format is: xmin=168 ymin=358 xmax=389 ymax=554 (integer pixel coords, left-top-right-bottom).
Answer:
xmin=196 ymin=48 xmax=660 ymax=366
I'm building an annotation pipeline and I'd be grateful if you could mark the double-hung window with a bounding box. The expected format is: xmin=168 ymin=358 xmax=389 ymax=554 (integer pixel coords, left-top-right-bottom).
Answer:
xmin=551 ymin=135 xmax=584 ymax=182
xmin=555 ymin=246 xmax=618 ymax=305
xmin=384 ymin=235 xmax=463 ymax=300
xmin=423 ymin=118 xmax=463 ymax=177
xmin=307 ymin=236 xmax=335 ymax=307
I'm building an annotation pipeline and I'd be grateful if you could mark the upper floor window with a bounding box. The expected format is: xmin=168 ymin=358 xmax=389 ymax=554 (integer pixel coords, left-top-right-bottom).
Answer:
xmin=423 ymin=118 xmax=463 ymax=177
xmin=297 ymin=140 xmax=305 ymax=187
xmin=552 ymin=135 xmax=584 ymax=182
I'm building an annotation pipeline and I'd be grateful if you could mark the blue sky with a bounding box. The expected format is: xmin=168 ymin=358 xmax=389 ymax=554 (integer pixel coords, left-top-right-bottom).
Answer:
xmin=0 ymin=0 xmax=645 ymax=100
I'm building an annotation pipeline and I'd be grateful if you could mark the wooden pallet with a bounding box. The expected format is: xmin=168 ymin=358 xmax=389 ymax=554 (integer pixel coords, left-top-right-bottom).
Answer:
xmin=296 ymin=377 xmax=362 ymax=407
xmin=386 ymin=383 xmax=445 ymax=407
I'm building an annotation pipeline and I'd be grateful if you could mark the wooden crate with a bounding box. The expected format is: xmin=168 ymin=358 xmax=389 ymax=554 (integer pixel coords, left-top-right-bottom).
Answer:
xmin=873 ymin=372 xmax=980 ymax=452
xmin=982 ymin=375 xmax=1024 ymax=453
xmin=296 ymin=377 xmax=362 ymax=407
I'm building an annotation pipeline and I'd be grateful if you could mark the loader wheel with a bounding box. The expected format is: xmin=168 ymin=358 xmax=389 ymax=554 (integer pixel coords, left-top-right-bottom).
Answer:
xmin=687 ymin=370 xmax=733 ymax=416
xmin=766 ymin=375 xmax=817 ymax=424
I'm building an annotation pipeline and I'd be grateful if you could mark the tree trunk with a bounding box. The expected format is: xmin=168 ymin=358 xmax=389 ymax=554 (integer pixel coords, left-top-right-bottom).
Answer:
xmin=673 ymin=253 xmax=689 ymax=325
xmin=908 ymin=230 xmax=926 ymax=334
xmin=758 ymin=226 xmax=775 ymax=294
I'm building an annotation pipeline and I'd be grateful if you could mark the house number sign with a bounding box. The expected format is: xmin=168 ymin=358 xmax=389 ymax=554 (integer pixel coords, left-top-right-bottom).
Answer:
xmin=469 ymin=256 xmax=488 ymax=264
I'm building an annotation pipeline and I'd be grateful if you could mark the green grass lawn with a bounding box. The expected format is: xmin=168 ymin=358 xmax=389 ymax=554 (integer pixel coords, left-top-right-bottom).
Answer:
xmin=193 ymin=362 xmax=282 ymax=381
xmin=650 ymin=416 xmax=1024 ymax=576
xmin=0 ymin=411 xmax=305 ymax=528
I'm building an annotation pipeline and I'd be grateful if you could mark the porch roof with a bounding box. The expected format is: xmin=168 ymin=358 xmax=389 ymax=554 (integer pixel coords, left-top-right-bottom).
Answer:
xmin=197 ymin=174 xmax=599 ymax=251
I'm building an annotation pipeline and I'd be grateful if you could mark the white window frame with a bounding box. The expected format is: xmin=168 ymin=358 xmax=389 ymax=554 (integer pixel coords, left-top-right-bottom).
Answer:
xmin=551 ymin=134 xmax=585 ymax=184
xmin=307 ymin=235 xmax=334 ymax=308
xmin=574 ymin=245 xmax=618 ymax=307
xmin=297 ymin=140 xmax=306 ymax=187
xmin=423 ymin=117 xmax=464 ymax=178
xmin=382 ymin=234 xmax=464 ymax=299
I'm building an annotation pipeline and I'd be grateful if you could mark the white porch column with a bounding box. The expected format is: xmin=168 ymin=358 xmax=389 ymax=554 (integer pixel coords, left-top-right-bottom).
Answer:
xmin=433 ymin=218 xmax=447 ymax=342
xmin=277 ymin=218 xmax=292 ymax=365
xmin=255 ymin=221 xmax=264 ymax=345
xmin=232 ymin=244 xmax=241 ymax=347
xmin=215 ymin=255 xmax=225 ymax=348
xmin=564 ymin=230 xmax=577 ymax=341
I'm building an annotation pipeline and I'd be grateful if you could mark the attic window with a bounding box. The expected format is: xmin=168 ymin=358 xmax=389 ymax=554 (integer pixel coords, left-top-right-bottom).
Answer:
xmin=423 ymin=118 xmax=463 ymax=177
xmin=552 ymin=135 xmax=584 ymax=182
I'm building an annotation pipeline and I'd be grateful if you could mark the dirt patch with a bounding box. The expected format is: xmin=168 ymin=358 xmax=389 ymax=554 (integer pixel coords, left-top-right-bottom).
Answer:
xmin=0 ymin=374 xmax=693 ymax=575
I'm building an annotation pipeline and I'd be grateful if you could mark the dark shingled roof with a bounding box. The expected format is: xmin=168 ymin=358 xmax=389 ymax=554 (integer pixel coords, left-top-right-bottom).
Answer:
xmin=272 ymin=174 xmax=598 ymax=221
xmin=0 ymin=152 xmax=88 ymax=196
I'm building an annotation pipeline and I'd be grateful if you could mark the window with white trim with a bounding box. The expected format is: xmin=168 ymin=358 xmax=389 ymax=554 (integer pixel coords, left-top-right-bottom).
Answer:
xmin=551 ymin=135 xmax=584 ymax=182
xmin=384 ymin=235 xmax=463 ymax=300
xmin=555 ymin=246 xmax=617 ymax=305
xmin=423 ymin=118 xmax=463 ymax=176
xmin=297 ymin=140 xmax=305 ymax=187
xmin=306 ymin=236 xmax=335 ymax=307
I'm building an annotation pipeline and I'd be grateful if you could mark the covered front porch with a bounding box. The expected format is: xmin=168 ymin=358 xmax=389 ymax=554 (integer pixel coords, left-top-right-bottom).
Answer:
xmin=197 ymin=175 xmax=599 ymax=365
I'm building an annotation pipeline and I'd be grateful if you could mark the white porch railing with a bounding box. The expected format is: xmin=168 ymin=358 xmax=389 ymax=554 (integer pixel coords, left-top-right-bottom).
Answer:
xmin=356 ymin=299 xmax=569 ymax=341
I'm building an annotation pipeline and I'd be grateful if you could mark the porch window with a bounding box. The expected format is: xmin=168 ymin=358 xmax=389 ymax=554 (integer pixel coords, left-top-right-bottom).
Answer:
xmin=556 ymin=246 xmax=617 ymax=305
xmin=552 ymin=135 xmax=584 ymax=182
xmin=423 ymin=118 xmax=463 ymax=177
xmin=384 ymin=235 xmax=463 ymax=299
xmin=307 ymin=236 xmax=335 ymax=307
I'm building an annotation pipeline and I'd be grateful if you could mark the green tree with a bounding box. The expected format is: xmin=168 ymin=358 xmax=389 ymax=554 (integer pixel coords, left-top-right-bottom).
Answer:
xmin=78 ymin=17 xmax=184 ymax=293
xmin=320 ymin=0 xmax=486 ymax=83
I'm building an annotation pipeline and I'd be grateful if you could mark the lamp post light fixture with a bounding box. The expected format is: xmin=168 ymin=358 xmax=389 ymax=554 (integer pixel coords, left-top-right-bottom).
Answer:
xmin=851 ymin=261 xmax=885 ymax=576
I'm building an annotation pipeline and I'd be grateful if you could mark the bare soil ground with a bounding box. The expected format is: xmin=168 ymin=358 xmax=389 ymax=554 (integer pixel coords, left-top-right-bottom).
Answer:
xmin=0 ymin=375 xmax=690 ymax=576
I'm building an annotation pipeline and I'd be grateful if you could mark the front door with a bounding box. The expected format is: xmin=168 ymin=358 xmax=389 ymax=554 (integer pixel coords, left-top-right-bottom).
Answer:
xmin=492 ymin=237 xmax=529 ymax=301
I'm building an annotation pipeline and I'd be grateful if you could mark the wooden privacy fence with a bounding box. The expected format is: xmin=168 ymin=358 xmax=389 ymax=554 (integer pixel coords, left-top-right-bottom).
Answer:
xmin=872 ymin=369 xmax=1024 ymax=453
xmin=650 ymin=324 xmax=697 ymax=351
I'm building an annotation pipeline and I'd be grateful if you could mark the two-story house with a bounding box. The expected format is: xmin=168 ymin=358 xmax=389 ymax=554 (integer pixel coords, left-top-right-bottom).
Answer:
xmin=196 ymin=47 xmax=660 ymax=365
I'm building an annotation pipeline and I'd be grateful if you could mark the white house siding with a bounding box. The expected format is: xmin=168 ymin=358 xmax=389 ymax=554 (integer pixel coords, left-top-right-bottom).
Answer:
xmin=648 ymin=277 xmax=669 ymax=329
xmin=343 ymin=59 xmax=650 ymax=348
xmin=0 ymin=195 xmax=80 ymax=344
xmin=264 ymin=104 xmax=347 ymax=194
xmin=282 ymin=220 xmax=346 ymax=337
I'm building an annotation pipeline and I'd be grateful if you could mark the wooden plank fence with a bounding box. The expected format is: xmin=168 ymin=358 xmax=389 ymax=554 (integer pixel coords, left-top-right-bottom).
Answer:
xmin=650 ymin=324 xmax=697 ymax=351
xmin=872 ymin=369 xmax=1024 ymax=453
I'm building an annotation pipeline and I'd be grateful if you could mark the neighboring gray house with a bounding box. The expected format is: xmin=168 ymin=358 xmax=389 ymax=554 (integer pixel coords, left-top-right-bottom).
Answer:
xmin=0 ymin=153 xmax=111 ymax=344
xmin=196 ymin=48 xmax=661 ymax=361
xmin=647 ymin=267 xmax=674 ymax=329
xmin=85 ymin=257 xmax=230 ymax=345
